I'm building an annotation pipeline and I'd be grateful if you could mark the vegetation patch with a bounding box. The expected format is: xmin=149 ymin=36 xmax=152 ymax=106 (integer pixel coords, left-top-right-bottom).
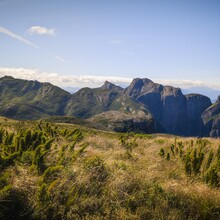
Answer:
xmin=0 ymin=119 xmax=219 ymax=219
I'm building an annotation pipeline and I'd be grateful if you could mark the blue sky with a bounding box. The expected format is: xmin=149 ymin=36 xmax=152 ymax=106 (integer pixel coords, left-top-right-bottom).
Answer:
xmin=0 ymin=0 xmax=220 ymax=91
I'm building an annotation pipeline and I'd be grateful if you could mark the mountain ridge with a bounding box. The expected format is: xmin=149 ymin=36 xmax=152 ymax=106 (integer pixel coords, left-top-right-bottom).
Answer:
xmin=0 ymin=75 xmax=219 ymax=137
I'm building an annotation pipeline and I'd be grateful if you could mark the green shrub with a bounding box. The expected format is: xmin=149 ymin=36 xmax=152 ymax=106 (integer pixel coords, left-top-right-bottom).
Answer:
xmin=37 ymin=183 xmax=50 ymax=204
xmin=191 ymin=148 xmax=204 ymax=175
xmin=205 ymin=165 xmax=219 ymax=187
xmin=166 ymin=153 xmax=170 ymax=161
xmin=159 ymin=148 xmax=165 ymax=158
xmin=20 ymin=151 xmax=33 ymax=165
xmin=184 ymin=153 xmax=192 ymax=176
xmin=42 ymin=165 xmax=63 ymax=184
xmin=206 ymin=150 xmax=214 ymax=170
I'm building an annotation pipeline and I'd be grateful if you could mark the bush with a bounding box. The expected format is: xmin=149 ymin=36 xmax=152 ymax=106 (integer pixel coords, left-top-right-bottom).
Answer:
xmin=159 ymin=148 xmax=165 ymax=158
xmin=42 ymin=165 xmax=63 ymax=184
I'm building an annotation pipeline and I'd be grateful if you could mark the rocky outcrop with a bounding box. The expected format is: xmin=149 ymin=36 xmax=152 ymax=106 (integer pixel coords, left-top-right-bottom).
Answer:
xmin=125 ymin=78 xmax=186 ymax=135
xmin=124 ymin=78 xmax=212 ymax=136
xmin=89 ymin=110 xmax=156 ymax=133
xmin=202 ymin=98 xmax=220 ymax=137
xmin=186 ymin=94 xmax=212 ymax=136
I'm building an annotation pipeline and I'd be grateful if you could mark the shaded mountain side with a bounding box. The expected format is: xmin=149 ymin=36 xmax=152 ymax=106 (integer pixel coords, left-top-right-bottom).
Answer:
xmin=202 ymin=96 xmax=220 ymax=137
xmin=185 ymin=94 xmax=212 ymax=136
xmin=124 ymin=78 xmax=212 ymax=136
xmin=124 ymin=78 xmax=188 ymax=134
xmin=1 ymin=75 xmax=220 ymax=137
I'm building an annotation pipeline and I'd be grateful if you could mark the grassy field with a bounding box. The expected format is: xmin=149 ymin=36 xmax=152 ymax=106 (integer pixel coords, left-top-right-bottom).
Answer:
xmin=0 ymin=116 xmax=220 ymax=219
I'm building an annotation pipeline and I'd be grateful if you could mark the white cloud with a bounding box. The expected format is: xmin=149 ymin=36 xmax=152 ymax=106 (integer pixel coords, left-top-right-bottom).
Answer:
xmin=27 ymin=26 xmax=56 ymax=36
xmin=154 ymin=79 xmax=208 ymax=89
xmin=0 ymin=67 xmax=132 ymax=88
xmin=0 ymin=26 xmax=38 ymax=48
xmin=0 ymin=67 xmax=220 ymax=92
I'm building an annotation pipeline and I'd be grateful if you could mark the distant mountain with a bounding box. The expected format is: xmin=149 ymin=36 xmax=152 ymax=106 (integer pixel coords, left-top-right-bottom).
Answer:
xmin=182 ymin=86 xmax=220 ymax=102
xmin=1 ymin=75 xmax=220 ymax=137
xmin=0 ymin=76 xmax=70 ymax=119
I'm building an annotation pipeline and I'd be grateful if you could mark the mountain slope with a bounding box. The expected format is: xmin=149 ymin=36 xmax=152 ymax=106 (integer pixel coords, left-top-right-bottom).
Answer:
xmin=65 ymin=81 xmax=123 ymax=118
xmin=0 ymin=76 xmax=70 ymax=119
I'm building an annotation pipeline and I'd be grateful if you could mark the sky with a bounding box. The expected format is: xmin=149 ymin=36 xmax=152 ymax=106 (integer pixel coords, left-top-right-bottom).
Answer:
xmin=0 ymin=0 xmax=220 ymax=92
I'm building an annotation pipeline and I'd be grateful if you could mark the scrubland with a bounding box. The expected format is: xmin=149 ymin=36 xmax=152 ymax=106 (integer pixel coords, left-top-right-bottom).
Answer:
xmin=0 ymin=117 xmax=220 ymax=219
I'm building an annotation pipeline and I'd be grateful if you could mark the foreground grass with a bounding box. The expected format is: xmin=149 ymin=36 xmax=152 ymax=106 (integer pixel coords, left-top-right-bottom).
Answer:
xmin=0 ymin=118 xmax=220 ymax=219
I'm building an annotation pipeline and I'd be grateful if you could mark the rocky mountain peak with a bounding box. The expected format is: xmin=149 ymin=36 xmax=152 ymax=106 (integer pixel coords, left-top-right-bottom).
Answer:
xmin=101 ymin=81 xmax=123 ymax=92
xmin=1 ymin=75 xmax=15 ymax=81
xmin=101 ymin=81 xmax=115 ymax=90
xmin=124 ymin=78 xmax=153 ymax=99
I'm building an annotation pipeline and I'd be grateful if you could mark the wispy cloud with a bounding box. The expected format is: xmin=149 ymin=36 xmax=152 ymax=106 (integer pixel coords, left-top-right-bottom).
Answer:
xmin=0 ymin=26 xmax=38 ymax=48
xmin=27 ymin=26 xmax=56 ymax=36
xmin=53 ymin=55 xmax=67 ymax=63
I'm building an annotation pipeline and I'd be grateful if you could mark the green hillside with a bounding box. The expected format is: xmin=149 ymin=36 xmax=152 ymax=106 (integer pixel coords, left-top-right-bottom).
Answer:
xmin=0 ymin=118 xmax=220 ymax=219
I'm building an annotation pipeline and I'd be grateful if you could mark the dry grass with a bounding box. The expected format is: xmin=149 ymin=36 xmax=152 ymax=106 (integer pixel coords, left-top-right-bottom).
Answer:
xmin=0 ymin=121 xmax=220 ymax=219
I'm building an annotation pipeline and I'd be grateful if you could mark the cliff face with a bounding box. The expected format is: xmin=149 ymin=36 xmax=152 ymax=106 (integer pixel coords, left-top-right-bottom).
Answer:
xmin=124 ymin=78 xmax=212 ymax=136
xmin=202 ymin=98 xmax=220 ymax=137
xmin=186 ymin=94 xmax=212 ymax=136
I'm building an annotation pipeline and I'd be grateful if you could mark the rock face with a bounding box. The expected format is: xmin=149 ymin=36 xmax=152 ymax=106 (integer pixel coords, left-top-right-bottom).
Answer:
xmin=89 ymin=110 xmax=156 ymax=133
xmin=124 ymin=78 xmax=212 ymax=136
xmin=186 ymin=94 xmax=212 ymax=136
xmin=202 ymin=98 xmax=220 ymax=137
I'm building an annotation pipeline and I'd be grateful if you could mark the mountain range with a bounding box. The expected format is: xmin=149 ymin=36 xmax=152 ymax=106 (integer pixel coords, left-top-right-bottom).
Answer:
xmin=0 ymin=75 xmax=220 ymax=137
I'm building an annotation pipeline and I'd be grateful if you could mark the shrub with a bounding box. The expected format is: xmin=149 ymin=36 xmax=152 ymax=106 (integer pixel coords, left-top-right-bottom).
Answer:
xmin=159 ymin=148 xmax=165 ymax=158
xmin=20 ymin=151 xmax=34 ymax=165
xmin=205 ymin=165 xmax=219 ymax=187
xmin=206 ymin=150 xmax=214 ymax=170
xmin=37 ymin=183 xmax=50 ymax=204
xmin=184 ymin=153 xmax=192 ymax=176
xmin=42 ymin=166 xmax=63 ymax=184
